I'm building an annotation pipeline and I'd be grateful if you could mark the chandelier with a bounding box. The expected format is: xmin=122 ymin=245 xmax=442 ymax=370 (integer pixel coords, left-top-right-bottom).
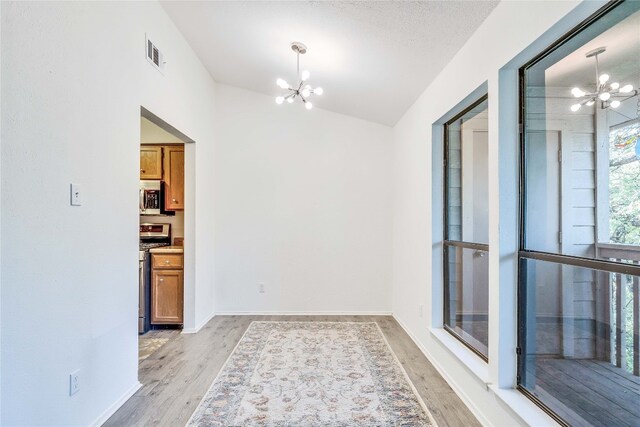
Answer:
xmin=570 ymin=47 xmax=637 ymax=112
xmin=275 ymin=42 xmax=323 ymax=110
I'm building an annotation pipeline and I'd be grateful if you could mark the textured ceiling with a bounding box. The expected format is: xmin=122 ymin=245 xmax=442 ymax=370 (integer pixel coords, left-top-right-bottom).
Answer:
xmin=161 ymin=1 xmax=499 ymax=126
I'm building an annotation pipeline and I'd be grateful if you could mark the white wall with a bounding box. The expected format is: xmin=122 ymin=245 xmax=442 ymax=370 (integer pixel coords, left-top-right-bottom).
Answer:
xmin=213 ymin=84 xmax=393 ymax=314
xmin=1 ymin=2 xmax=216 ymax=425
xmin=391 ymin=1 xmax=608 ymax=425
xmin=2 ymin=0 xmax=618 ymax=426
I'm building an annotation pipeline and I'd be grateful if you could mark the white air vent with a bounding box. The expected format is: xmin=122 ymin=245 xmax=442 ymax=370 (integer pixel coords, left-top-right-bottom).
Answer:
xmin=145 ymin=35 xmax=165 ymax=74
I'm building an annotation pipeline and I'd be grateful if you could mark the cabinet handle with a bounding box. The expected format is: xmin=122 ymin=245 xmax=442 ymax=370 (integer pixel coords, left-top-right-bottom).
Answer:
xmin=159 ymin=278 xmax=164 ymax=282
xmin=165 ymin=260 xmax=170 ymax=264
xmin=141 ymin=169 xmax=145 ymax=173
xmin=172 ymin=199 xmax=177 ymax=202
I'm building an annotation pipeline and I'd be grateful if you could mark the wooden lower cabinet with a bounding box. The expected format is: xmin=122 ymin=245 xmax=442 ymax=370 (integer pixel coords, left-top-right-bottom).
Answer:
xmin=151 ymin=256 xmax=183 ymax=325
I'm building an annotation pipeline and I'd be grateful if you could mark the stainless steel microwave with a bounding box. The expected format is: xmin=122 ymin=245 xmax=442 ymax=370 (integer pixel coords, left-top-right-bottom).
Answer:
xmin=140 ymin=180 xmax=162 ymax=215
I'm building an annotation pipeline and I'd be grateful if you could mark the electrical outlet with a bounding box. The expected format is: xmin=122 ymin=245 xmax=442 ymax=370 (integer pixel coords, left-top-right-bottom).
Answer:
xmin=259 ymin=282 xmax=265 ymax=293
xmin=419 ymin=305 xmax=424 ymax=318
xmin=69 ymin=370 xmax=80 ymax=396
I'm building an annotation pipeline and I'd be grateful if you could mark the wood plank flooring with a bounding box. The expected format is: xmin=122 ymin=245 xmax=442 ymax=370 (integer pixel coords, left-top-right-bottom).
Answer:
xmin=105 ymin=315 xmax=479 ymax=426
xmin=535 ymin=358 xmax=640 ymax=427
xmin=138 ymin=330 xmax=180 ymax=362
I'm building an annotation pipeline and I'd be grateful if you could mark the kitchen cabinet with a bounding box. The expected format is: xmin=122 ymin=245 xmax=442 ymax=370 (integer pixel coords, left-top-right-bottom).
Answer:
xmin=140 ymin=146 xmax=163 ymax=180
xmin=150 ymin=251 xmax=183 ymax=325
xmin=163 ymin=146 xmax=184 ymax=211
xmin=152 ymin=253 xmax=183 ymax=269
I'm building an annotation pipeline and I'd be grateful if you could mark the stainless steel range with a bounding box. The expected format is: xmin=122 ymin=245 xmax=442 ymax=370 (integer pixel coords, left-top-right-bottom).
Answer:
xmin=139 ymin=223 xmax=171 ymax=334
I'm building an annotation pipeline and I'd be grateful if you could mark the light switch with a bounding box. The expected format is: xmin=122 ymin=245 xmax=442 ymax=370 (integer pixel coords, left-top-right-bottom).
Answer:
xmin=70 ymin=183 xmax=81 ymax=206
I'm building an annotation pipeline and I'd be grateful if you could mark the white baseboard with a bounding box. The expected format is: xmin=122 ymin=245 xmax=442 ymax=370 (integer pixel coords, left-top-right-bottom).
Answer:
xmin=90 ymin=381 xmax=142 ymax=427
xmin=392 ymin=314 xmax=491 ymax=427
xmin=213 ymin=311 xmax=393 ymax=316
xmin=182 ymin=311 xmax=216 ymax=334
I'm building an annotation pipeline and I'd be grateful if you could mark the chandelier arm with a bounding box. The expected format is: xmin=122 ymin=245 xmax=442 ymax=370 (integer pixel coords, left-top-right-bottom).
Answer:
xmin=570 ymin=47 xmax=636 ymax=112
xmin=612 ymin=91 xmax=639 ymax=101
xmin=277 ymin=42 xmax=318 ymax=109
xmin=578 ymin=97 xmax=594 ymax=106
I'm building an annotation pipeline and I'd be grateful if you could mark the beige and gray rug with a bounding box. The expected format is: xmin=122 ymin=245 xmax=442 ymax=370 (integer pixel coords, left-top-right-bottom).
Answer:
xmin=188 ymin=321 xmax=436 ymax=426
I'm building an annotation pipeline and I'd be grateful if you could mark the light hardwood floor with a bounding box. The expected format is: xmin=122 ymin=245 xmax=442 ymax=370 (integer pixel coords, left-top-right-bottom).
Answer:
xmin=105 ymin=315 xmax=480 ymax=426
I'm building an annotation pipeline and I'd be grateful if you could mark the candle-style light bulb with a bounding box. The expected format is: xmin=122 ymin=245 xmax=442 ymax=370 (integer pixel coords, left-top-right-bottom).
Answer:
xmin=276 ymin=78 xmax=289 ymax=89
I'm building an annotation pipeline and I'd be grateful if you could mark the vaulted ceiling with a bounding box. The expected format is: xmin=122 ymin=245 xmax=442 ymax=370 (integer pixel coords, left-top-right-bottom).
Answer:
xmin=161 ymin=1 xmax=499 ymax=126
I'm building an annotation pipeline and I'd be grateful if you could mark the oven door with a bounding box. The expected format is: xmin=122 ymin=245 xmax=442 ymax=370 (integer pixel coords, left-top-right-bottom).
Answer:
xmin=139 ymin=253 xmax=146 ymax=333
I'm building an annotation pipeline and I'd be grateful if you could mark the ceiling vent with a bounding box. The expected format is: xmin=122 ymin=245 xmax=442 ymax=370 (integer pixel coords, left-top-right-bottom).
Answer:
xmin=145 ymin=35 xmax=165 ymax=74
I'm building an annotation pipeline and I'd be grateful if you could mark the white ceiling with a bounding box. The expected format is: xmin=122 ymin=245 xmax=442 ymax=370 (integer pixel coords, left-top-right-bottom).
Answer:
xmin=161 ymin=1 xmax=499 ymax=126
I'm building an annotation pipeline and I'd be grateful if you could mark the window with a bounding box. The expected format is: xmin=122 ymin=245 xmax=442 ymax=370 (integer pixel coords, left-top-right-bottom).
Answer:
xmin=519 ymin=1 xmax=640 ymax=425
xmin=443 ymin=95 xmax=489 ymax=360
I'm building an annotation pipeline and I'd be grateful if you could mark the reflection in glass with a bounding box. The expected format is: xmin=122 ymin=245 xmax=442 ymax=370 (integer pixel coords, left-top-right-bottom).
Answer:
xmin=444 ymin=245 xmax=489 ymax=358
xmin=522 ymin=4 xmax=640 ymax=260
xmin=519 ymin=257 xmax=640 ymax=426
xmin=519 ymin=2 xmax=640 ymax=424
xmin=609 ymin=120 xmax=640 ymax=246
xmin=446 ymin=98 xmax=489 ymax=244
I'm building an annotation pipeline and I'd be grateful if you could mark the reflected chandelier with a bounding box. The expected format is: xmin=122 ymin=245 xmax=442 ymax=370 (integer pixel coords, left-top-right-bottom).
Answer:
xmin=275 ymin=42 xmax=323 ymax=110
xmin=570 ymin=47 xmax=638 ymax=112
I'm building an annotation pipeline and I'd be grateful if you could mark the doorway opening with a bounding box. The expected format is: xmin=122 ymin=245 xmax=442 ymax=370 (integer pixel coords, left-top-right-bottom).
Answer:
xmin=138 ymin=107 xmax=194 ymax=366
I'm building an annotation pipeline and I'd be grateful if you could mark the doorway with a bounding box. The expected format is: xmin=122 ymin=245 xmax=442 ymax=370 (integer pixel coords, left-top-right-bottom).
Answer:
xmin=138 ymin=107 xmax=195 ymax=366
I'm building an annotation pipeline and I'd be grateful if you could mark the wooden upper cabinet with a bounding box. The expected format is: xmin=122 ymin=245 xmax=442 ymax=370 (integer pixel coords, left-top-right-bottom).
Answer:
xmin=140 ymin=146 xmax=163 ymax=180
xmin=164 ymin=146 xmax=184 ymax=211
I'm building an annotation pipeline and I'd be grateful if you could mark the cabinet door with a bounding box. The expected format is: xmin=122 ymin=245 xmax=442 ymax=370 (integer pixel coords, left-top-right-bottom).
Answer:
xmin=140 ymin=146 xmax=163 ymax=179
xmin=164 ymin=146 xmax=184 ymax=210
xmin=151 ymin=270 xmax=183 ymax=324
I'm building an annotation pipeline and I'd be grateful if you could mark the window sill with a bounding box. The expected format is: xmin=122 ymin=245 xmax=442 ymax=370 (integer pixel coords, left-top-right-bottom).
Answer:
xmin=490 ymin=386 xmax=560 ymax=427
xmin=430 ymin=327 xmax=490 ymax=385
xmin=429 ymin=329 xmax=560 ymax=425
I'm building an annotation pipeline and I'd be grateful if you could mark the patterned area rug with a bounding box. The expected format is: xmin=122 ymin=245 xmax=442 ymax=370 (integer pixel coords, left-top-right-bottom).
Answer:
xmin=188 ymin=321 xmax=436 ymax=426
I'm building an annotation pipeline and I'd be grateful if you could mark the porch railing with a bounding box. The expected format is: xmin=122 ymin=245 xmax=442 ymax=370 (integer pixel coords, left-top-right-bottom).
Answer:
xmin=596 ymin=243 xmax=640 ymax=376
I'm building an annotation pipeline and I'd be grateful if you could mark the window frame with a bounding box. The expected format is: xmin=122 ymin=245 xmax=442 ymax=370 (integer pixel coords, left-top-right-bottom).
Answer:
xmin=516 ymin=0 xmax=640 ymax=423
xmin=442 ymin=93 xmax=490 ymax=362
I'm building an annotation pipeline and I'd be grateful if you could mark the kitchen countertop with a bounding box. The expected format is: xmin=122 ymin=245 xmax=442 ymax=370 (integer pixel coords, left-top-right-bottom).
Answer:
xmin=149 ymin=246 xmax=184 ymax=254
